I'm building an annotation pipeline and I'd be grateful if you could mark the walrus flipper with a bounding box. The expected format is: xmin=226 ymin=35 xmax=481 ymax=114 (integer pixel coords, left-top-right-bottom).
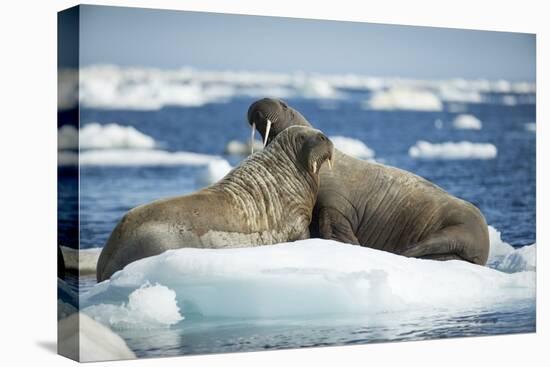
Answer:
xmin=399 ymin=225 xmax=484 ymax=264
xmin=318 ymin=207 xmax=360 ymax=245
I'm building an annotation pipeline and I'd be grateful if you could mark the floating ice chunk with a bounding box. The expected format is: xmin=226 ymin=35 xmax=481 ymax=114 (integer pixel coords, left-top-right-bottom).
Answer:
xmin=486 ymin=226 xmax=536 ymax=273
xmin=76 ymin=149 xmax=223 ymax=167
xmin=330 ymin=136 xmax=375 ymax=159
xmin=297 ymin=78 xmax=342 ymax=99
xmin=58 ymin=312 xmax=136 ymax=362
xmin=61 ymin=246 xmax=101 ymax=274
xmin=83 ymin=284 xmax=183 ymax=330
xmin=225 ymin=140 xmax=264 ymax=156
xmin=453 ymin=114 xmax=482 ymax=130
xmin=80 ymin=123 xmax=156 ymax=150
xmin=58 ymin=123 xmax=157 ymax=150
xmin=438 ymin=86 xmax=483 ymax=103
xmin=409 ymin=141 xmax=497 ymax=160
xmin=81 ymin=238 xmax=534 ymax=324
xmin=525 ymin=122 xmax=536 ymax=132
xmin=197 ymin=159 xmax=233 ymax=186
xmin=496 ymin=245 xmax=536 ymax=273
xmin=502 ymin=95 xmax=517 ymax=106
xmin=364 ymin=87 xmax=443 ymax=111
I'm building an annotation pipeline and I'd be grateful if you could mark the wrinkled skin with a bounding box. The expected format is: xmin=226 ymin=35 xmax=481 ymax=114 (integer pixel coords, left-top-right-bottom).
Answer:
xmin=247 ymin=98 xmax=490 ymax=265
xmin=97 ymin=126 xmax=334 ymax=282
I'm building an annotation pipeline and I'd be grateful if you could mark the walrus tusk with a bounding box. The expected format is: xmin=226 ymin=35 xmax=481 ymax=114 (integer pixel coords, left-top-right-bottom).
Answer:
xmin=250 ymin=122 xmax=256 ymax=154
xmin=263 ymin=119 xmax=272 ymax=147
xmin=327 ymin=157 xmax=333 ymax=170
xmin=312 ymin=161 xmax=318 ymax=174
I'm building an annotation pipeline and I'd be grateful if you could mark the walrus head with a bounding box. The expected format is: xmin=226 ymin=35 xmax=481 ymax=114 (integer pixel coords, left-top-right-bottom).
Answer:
xmin=272 ymin=126 xmax=334 ymax=175
xmin=247 ymin=98 xmax=312 ymax=153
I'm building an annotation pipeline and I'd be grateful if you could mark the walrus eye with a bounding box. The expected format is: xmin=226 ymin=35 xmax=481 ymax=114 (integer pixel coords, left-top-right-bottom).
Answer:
xmin=279 ymin=100 xmax=288 ymax=109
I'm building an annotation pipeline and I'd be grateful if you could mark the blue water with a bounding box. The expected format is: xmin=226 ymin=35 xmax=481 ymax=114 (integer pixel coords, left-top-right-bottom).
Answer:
xmin=60 ymin=95 xmax=536 ymax=356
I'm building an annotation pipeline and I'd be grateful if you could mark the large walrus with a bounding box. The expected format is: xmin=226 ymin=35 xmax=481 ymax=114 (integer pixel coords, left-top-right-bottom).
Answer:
xmin=97 ymin=126 xmax=334 ymax=282
xmin=247 ymin=98 xmax=490 ymax=265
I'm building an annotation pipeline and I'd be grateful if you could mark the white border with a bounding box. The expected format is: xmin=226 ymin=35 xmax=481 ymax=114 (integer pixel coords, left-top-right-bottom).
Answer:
xmin=1 ymin=1 xmax=546 ymax=366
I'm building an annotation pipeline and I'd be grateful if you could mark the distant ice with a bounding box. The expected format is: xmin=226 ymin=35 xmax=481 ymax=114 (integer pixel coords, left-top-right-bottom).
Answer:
xmin=525 ymin=122 xmax=536 ymax=132
xmin=80 ymin=123 xmax=156 ymax=150
xmin=502 ymin=95 xmax=518 ymax=106
xmin=57 ymin=123 xmax=225 ymax=167
xmin=58 ymin=123 xmax=157 ymax=150
xmin=58 ymin=312 xmax=136 ymax=362
xmin=225 ymin=139 xmax=264 ymax=156
xmin=297 ymin=78 xmax=342 ymax=99
xmin=409 ymin=141 xmax=497 ymax=160
xmin=330 ymin=136 xmax=375 ymax=159
xmin=81 ymin=233 xmax=534 ymax=328
xmin=197 ymin=159 xmax=233 ymax=186
xmin=438 ymin=85 xmax=483 ymax=104
xmin=65 ymin=65 xmax=535 ymax=111
xmin=75 ymin=149 xmax=223 ymax=167
xmin=453 ymin=114 xmax=483 ymax=130
xmin=363 ymin=87 xmax=443 ymax=111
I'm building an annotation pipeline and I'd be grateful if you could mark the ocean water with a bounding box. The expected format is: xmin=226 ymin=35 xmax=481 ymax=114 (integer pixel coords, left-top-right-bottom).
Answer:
xmin=59 ymin=89 xmax=536 ymax=357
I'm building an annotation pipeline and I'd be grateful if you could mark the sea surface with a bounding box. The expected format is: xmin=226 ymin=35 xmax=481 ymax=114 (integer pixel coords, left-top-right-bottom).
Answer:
xmin=59 ymin=93 xmax=536 ymax=357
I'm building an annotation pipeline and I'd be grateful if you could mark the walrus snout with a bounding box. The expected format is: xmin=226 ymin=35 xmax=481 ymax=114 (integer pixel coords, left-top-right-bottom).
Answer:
xmin=298 ymin=130 xmax=334 ymax=174
xmin=247 ymin=98 xmax=311 ymax=153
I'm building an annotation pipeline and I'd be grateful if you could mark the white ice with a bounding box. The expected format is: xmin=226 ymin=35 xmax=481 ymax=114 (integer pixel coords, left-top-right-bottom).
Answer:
xmin=453 ymin=114 xmax=483 ymax=130
xmin=330 ymin=136 xmax=375 ymax=159
xmin=409 ymin=141 xmax=497 ymax=160
xmin=75 ymin=149 xmax=223 ymax=167
xmin=197 ymin=159 xmax=233 ymax=186
xmin=58 ymin=123 xmax=156 ymax=150
xmin=81 ymin=227 xmax=534 ymax=330
xmin=225 ymin=139 xmax=264 ymax=156
xmin=525 ymin=122 xmax=536 ymax=132
xmin=83 ymin=284 xmax=183 ymax=329
xmin=59 ymin=65 xmax=535 ymax=111
xmin=363 ymin=87 xmax=443 ymax=111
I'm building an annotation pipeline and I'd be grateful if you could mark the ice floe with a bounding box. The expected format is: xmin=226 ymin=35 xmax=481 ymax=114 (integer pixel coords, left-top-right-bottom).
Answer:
xmin=77 ymin=149 xmax=224 ymax=167
xmin=486 ymin=226 xmax=536 ymax=273
xmin=57 ymin=65 xmax=535 ymax=111
xmin=525 ymin=122 xmax=536 ymax=132
xmin=225 ymin=139 xmax=264 ymax=156
xmin=58 ymin=123 xmax=157 ymax=150
xmin=197 ymin=159 xmax=233 ymax=186
xmin=330 ymin=136 xmax=375 ymax=159
xmin=363 ymin=87 xmax=443 ymax=111
xmin=409 ymin=141 xmax=497 ymax=160
xmin=81 ymin=231 xmax=534 ymax=329
xmin=453 ymin=114 xmax=483 ymax=130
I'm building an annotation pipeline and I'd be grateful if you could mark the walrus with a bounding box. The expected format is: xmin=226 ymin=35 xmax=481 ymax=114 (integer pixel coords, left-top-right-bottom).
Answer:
xmin=96 ymin=126 xmax=334 ymax=282
xmin=247 ymin=98 xmax=490 ymax=265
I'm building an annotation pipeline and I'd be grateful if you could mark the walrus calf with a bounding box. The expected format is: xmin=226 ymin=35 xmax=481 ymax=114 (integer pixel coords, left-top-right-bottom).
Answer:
xmin=97 ymin=126 xmax=334 ymax=282
xmin=247 ymin=98 xmax=490 ymax=265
